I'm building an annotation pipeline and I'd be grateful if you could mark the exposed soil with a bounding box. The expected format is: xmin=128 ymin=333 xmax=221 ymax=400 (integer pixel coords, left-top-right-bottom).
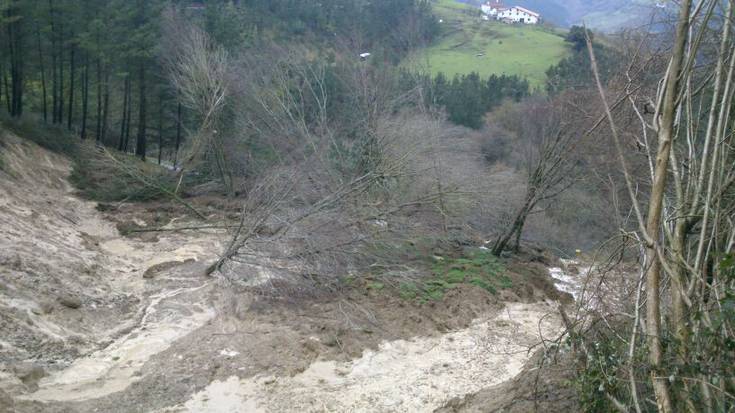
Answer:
xmin=0 ymin=134 xmax=575 ymax=413
xmin=437 ymin=349 xmax=578 ymax=412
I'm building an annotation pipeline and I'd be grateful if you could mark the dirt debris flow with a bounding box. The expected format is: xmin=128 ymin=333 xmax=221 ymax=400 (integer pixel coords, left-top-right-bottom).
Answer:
xmin=1 ymin=135 xmax=572 ymax=412
xmin=23 ymin=285 xmax=216 ymax=403
xmin=166 ymin=302 xmax=560 ymax=413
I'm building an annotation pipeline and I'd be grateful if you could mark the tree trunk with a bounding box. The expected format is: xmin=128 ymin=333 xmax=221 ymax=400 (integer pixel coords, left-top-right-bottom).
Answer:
xmin=645 ymin=1 xmax=692 ymax=411
xmin=0 ymin=60 xmax=3 ymax=113
xmin=58 ymin=21 xmax=64 ymax=125
xmin=512 ymin=223 xmax=523 ymax=252
xmin=37 ymin=25 xmax=48 ymax=123
xmin=49 ymin=0 xmax=59 ymax=123
xmin=6 ymin=22 xmax=15 ymax=117
xmin=119 ymin=73 xmax=129 ymax=151
xmin=101 ymin=68 xmax=110 ymax=143
xmin=6 ymin=4 xmax=24 ymax=118
xmin=96 ymin=58 xmax=102 ymax=141
xmin=135 ymin=63 xmax=147 ymax=160
xmin=174 ymin=101 xmax=182 ymax=168
xmin=2 ymin=63 xmax=10 ymax=114
xmin=124 ymin=74 xmax=132 ymax=152
xmin=81 ymin=54 xmax=89 ymax=140
xmin=158 ymin=92 xmax=164 ymax=165
xmin=67 ymin=41 xmax=76 ymax=130
xmin=492 ymin=190 xmax=535 ymax=256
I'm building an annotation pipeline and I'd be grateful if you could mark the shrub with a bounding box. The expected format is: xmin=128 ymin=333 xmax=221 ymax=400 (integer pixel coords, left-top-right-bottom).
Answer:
xmin=479 ymin=126 xmax=512 ymax=165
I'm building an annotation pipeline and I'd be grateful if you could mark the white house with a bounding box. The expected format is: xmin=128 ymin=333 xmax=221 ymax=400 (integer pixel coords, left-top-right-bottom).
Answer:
xmin=481 ymin=0 xmax=506 ymax=17
xmin=496 ymin=6 xmax=540 ymax=24
xmin=480 ymin=2 xmax=540 ymax=25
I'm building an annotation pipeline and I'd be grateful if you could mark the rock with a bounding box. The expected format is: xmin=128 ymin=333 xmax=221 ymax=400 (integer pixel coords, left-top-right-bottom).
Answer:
xmin=301 ymin=339 xmax=320 ymax=353
xmin=12 ymin=362 xmax=46 ymax=391
xmin=143 ymin=259 xmax=194 ymax=279
xmin=96 ymin=203 xmax=115 ymax=212
xmin=0 ymin=389 xmax=14 ymax=411
xmin=142 ymin=267 xmax=158 ymax=279
xmin=32 ymin=301 xmax=55 ymax=315
xmin=58 ymin=294 xmax=82 ymax=309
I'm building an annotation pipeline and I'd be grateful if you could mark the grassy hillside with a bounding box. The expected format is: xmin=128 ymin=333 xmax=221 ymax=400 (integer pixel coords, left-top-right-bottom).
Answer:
xmin=458 ymin=0 xmax=664 ymax=30
xmin=405 ymin=0 xmax=569 ymax=88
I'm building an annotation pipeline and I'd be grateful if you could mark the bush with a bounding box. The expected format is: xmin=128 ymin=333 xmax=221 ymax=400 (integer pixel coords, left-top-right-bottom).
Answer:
xmin=479 ymin=126 xmax=512 ymax=165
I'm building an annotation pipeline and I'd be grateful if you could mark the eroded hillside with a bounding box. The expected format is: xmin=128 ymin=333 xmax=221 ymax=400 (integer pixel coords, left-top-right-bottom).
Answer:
xmin=0 ymin=132 xmax=576 ymax=412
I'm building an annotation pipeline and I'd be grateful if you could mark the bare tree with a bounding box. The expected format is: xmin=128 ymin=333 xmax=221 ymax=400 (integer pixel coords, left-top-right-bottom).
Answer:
xmin=203 ymin=49 xmax=461 ymax=291
xmin=160 ymin=7 xmax=232 ymax=195
xmin=490 ymin=99 xmax=579 ymax=256
xmin=586 ymin=0 xmax=735 ymax=410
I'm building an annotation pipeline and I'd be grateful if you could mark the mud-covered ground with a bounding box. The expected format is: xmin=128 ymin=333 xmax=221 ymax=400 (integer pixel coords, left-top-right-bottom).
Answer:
xmin=0 ymin=134 xmax=577 ymax=412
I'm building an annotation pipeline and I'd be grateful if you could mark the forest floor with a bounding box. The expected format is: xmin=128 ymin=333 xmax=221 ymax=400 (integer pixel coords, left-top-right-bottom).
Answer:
xmin=0 ymin=132 xmax=578 ymax=412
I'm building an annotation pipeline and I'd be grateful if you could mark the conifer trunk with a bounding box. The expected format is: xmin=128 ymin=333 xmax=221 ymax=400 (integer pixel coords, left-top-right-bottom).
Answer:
xmin=81 ymin=54 xmax=89 ymax=140
xmin=67 ymin=42 xmax=76 ymax=130
xmin=158 ymin=92 xmax=164 ymax=165
xmin=37 ymin=25 xmax=48 ymax=123
xmin=174 ymin=101 xmax=182 ymax=168
xmin=101 ymin=68 xmax=110 ymax=143
xmin=135 ymin=63 xmax=147 ymax=160
xmin=119 ymin=73 xmax=129 ymax=150
xmin=58 ymin=21 xmax=64 ymax=125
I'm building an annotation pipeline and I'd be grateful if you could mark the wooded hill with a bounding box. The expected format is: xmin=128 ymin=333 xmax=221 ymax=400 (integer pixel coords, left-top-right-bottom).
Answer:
xmin=0 ymin=0 xmax=438 ymax=162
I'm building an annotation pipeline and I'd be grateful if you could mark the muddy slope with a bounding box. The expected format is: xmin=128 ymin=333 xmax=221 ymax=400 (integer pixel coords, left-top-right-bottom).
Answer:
xmin=0 ymin=133 xmax=222 ymax=407
xmin=1 ymin=133 xmax=570 ymax=413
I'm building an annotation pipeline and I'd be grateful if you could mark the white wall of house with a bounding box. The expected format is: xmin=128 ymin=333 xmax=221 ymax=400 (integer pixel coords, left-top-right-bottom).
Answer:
xmin=496 ymin=7 xmax=539 ymax=24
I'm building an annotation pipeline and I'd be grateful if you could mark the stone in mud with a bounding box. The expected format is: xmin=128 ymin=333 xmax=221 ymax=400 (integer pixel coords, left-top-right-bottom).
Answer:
xmin=58 ymin=294 xmax=82 ymax=309
xmin=143 ymin=259 xmax=195 ymax=279
xmin=0 ymin=389 xmax=14 ymax=411
xmin=12 ymin=362 xmax=47 ymax=391
xmin=31 ymin=301 xmax=54 ymax=315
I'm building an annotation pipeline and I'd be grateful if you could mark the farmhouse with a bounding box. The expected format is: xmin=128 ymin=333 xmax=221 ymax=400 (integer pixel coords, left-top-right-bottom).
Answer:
xmin=481 ymin=0 xmax=506 ymax=16
xmin=481 ymin=1 xmax=540 ymax=24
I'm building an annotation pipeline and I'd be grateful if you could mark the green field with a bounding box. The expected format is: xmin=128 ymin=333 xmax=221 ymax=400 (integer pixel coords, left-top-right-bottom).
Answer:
xmin=405 ymin=0 xmax=570 ymax=88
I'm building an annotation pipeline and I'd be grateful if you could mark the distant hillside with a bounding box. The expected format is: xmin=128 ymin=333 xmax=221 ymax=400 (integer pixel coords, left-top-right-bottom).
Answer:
xmin=458 ymin=0 xmax=671 ymax=31
xmin=406 ymin=0 xmax=569 ymax=88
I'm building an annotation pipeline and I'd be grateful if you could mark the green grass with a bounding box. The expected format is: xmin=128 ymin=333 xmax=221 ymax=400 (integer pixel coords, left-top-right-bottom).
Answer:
xmin=406 ymin=0 xmax=570 ymax=88
xmin=360 ymin=236 xmax=513 ymax=302
xmin=398 ymin=248 xmax=510 ymax=303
